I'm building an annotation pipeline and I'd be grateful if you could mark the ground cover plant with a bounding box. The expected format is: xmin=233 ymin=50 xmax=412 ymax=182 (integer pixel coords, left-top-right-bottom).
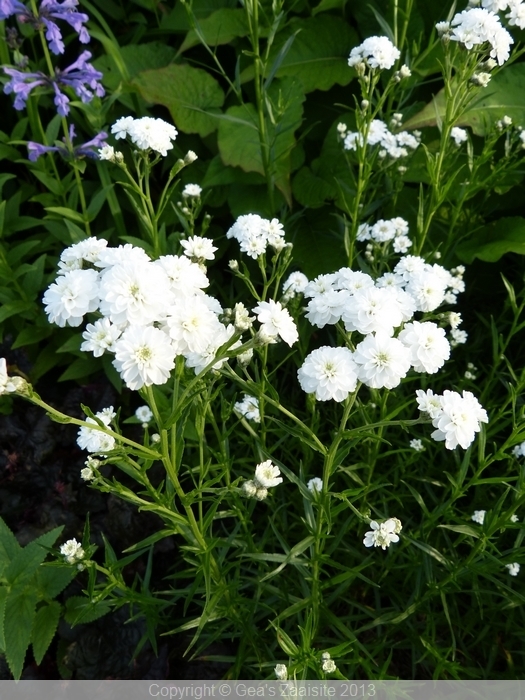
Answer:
xmin=1 ymin=0 xmax=525 ymax=681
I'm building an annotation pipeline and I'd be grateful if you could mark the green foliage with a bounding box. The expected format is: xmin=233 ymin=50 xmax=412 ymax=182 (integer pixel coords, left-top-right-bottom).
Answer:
xmin=0 ymin=519 xmax=75 ymax=679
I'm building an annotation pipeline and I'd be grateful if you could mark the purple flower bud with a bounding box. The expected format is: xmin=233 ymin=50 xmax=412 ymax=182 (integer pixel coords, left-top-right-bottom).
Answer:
xmin=27 ymin=141 xmax=59 ymax=161
xmin=27 ymin=126 xmax=108 ymax=161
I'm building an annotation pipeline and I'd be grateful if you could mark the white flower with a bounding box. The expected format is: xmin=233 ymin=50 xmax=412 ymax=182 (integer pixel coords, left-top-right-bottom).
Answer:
xmin=182 ymin=183 xmax=202 ymax=198
xmin=342 ymin=287 xmax=405 ymax=335
xmin=274 ymin=664 xmax=288 ymax=681
xmin=507 ymin=0 xmax=525 ymax=29
xmin=60 ymin=538 xmax=85 ymax=565
xmin=348 ymin=36 xmax=401 ymax=70
xmin=334 ymin=269 xmax=374 ymax=293
xmin=43 ymin=268 xmax=100 ymax=327
xmin=298 ymin=346 xmax=358 ymax=402
xmin=234 ymin=395 xmax=260 ymax=423
xmin=393 ymin=235 xmax=412 ymax=254
xmin=307 ymin=477 xmax=323 ymax=493
xmin=125 ymin=116 xmax=178 ymax=156
xmin=471 ymin=510 xmax=486 ymax=524
xmin=264 ymin=218 xmax=286 ymax=250
xmin=451 ymin=127 xmax=468 ymax=145
xmin=398 ymin=321 xmax=451 ymax=373
xmin=450 ymin=8 xmax=513 ymax=65
xmin=98 ymin=145 xmax=117 ymax=162
xmin=113 ymin=325 xmax=176 ymax=390
xmin=227 ymin=214 xmax=269 ymax=259
xmin=111 ymin=116 xmax=135 ymax=139
xmin=510 ymin=514 xmax=519 ymax=523
xmin=254 ymin=460 xmax=283 ymax=488
xmin=283 ymin=271 xmax=309 ymax=297
xmin=322 ymin=659 xmax=337 ymax=673
xmin=253 ymin=299 xmax=298 ymax=347
xmin=306 ymin=290 xmax=349 ymax=328
xmin=415 ymin=389 xmax=443 ymax=419
xmin=180 ymin=236 xmax=217 ymax=261
xmin=429 ymin=390 xmax=489 ymax=450
xmin=0 ymin=358 xmax=24 ymax=395
xmin=156 ymin=255 xmax=209 ymax=296
xmin=353 ymin=334 xmax=411 ymax=389
xmin=77 ymin=407 xmax=116 ymax=453
xmin=232 ymin=302 xmax=254 ymax=332
xmin=167 ymin=296 xmax=224 ymax=355
xmin=304 ymin=273 xmax=338 ymax=298
xmin=410 ymin=438 xmax=425 ymax=451
xmin=513 ymin=441 xmax=525 ymax=457
xmin=58 ymin=237 xmax=108 ymax=273
xmin=184 ymin=322 xmax=237 ymax=374
xmin=405 ymin=269 xmax=447 ymax=312
xmin=506 ymin=562 xmax=520 ymax=576
xmin=80 ymin=466 xmax=95 ymax=481
xmin=95 ymin=243 xmax=151 ymax=269
xmin=363 ymin=518 xmax=401 ymax=550
xmin=81 ymin=318 xmax=121 ymax=357
xmin=135 ymin=405 xmax=153 ymax=423
xmin=448 ymin=312 xmax=462 ymax=329
xmin=450 ymin=328 xmax=468 ymax=346
xmin=99 ymin=261 xmax=174 ymax=327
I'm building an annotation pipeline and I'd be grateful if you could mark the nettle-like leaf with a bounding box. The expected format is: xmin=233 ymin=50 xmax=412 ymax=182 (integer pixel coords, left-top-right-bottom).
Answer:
xmin=32 ymin=601 xmax=62 ymax=666
xmin=218 ymin=78 xmax=305 ymax=204
xmin=4 ymin=589 xmax=38 ymax=680
xmin=456 ymin=217 xmax=525 ymax=263
xmin=403 ymin=63 xmax=525 ymax=135
xmin=178 ymin=8 xmax=249 ymax=53
xmin=240 ymin=15 xmax=357 ymax=92
xmin=133 ymin=64 xmax=224 ymax=137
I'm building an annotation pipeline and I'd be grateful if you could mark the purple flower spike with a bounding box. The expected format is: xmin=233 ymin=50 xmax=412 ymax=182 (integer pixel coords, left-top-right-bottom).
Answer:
xmin=27 ymin=128 xmax=108 ymax=161
xmin=0 ymin=0 xmax=26 ymax=21
xmin=56 ymin=51 xmax=104 ymax=106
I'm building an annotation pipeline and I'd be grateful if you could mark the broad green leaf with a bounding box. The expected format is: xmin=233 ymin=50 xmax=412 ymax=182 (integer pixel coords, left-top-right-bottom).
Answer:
xmin=32 ymin=601 xmax=61 ymax=666
xmin=217 ymin=78 xmax=305 ymax=204
xmin=94 ymin=42 xmax=176 ymax=91
xmin=403 ymin=64 xmax=525 ymax=136
xmin=4 ymin=589 xmax=38 ymax=680
xmin=240 ymin=16 xmax=357 ymax=93
xmin=0 ymin=518 xmax=21 ymax=576
xmin=45 ymin=206 xmax=85 ymax=225
xmin=64 ymin=596 xmax=112 ymax=626
xmin=456 ymin=217 xmax=525 ymax=263
xmin=4 ymin=527 xmax=63 ymax=588
xmin=0 ymin=586 xmax=7 ymax=651
xmin=179 ymin=8 xmax=248 ymax=53
xmin=12 ymin=326 xmax=52 ymax=350
xmin=133 ymin=64 xmax=224 ymax=137
xmin=160 ymin=0 xmax=237 ymax=32
xmin=292 ymin=165 xmax=336 ymax=208
xmin=35 ymin=565 xmax=75 ymax=599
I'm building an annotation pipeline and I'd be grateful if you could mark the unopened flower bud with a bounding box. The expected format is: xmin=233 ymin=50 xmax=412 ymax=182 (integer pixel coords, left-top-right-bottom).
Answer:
xmin=361 ymin=99 xmax=369 ymax=110
xmin=237 ymin=349 xmax=253 ymax=367
xmin=399 ymin=65 xmax=411 ymax=79
xmin=151 ymin=433 xmax=161 ymax=443
xmin=184 ymin=150 xmax=198 ymax=164
xmin=255 ymin=486 xmax=268 ymax=501
xmin=274 ymin=664 xmax=288 ymax=681
xmin=228 ymin=259 xmax=239 ymax=272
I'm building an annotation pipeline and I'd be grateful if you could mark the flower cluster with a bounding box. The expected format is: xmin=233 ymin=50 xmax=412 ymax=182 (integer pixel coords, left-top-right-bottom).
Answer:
xmin=363 ymin=518 xmax=402 ymax=550
xmin=348 ymin=36 xmax=400 ymax=71
xmin=77 ymin=406 xmax=116 ymax=453
xmin=60 ymin=538 xmax=85 ymax=565
xmin=0 ymin=0 xmax=90 ymax=54
xmin=296 ymin=251 xmax=465 ymax=401
xmin=43 ymin=238 xmax=242 ymax=388
xmin=438 ymin=7 xmax=513 ymax=65
xmin=3 ymin=50 xmax=104 ymax=115
xmin=234 ymin=395 xmax=261 ymax=423
xmin=111 ymin=116 xmax=178 ymax=157
xmin=416 ymin=389 xmax=488 ymax=449
xmin=243 ymin=460 xmax=283 ymax=501
xmin=356 ymin=216 xmax=413 ymax=253
xmin=227 ymin=214 xmax=286 ymax=259
xmin=342 ymin=119 xmax=420 ymax=161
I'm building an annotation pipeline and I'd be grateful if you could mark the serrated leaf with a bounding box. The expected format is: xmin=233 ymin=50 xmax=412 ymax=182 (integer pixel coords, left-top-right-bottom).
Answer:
xmin=32 ymin=601 xmax=61 ymax=666
xmin=456 ymin=217 xmax=525 ymax=263
xmin=64 ymin=596 xmax=112 ymax=625
xmin=179 ymin=8 xmax=248 ymax=53
xmin=4 ymin=589 xmax=38 ymax=679
xmin=0 ymin=587 xmax=7 ymax=650
xmin=240 ymin=16 xmax=357 ymax=93
xmin=4 ymin=526 xmax=63 ymax=588
xmin=133 ymin=64 xmax=224 ymax=137
xmin=35 ymin=565 xmax=76 ymax=599
xmin=0 ymin=517 xmax=21 ymax=577
xmin=403 ymin=64 xmax=525 ymax=136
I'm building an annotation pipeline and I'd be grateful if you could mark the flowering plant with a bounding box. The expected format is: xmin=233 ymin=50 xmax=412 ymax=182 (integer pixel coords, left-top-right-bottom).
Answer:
xmin=1 ymin=0 xmax=525 ymax=682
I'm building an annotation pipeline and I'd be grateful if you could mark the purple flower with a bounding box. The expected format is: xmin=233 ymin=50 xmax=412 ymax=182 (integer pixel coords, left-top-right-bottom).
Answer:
xmin=27 ymin=124 xmax=108 ymax=161
xmin=3 ymin=51 xmax=104 ymax=115
xmin=0 ymin=0 xmax=90 ymax=55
